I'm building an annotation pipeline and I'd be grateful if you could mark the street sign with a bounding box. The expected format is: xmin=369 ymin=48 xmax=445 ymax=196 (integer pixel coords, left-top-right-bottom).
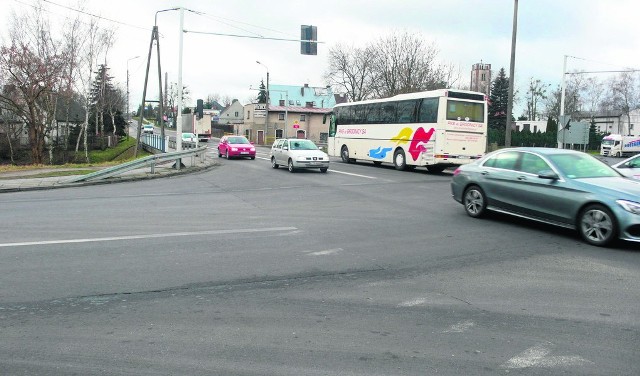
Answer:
xmin=557 ymin=120 xmax=590 ymax=145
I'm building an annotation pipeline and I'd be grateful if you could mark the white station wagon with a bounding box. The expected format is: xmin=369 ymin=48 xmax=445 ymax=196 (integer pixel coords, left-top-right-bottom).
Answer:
xmin=270 ymin=138 xmax=330 ymax=173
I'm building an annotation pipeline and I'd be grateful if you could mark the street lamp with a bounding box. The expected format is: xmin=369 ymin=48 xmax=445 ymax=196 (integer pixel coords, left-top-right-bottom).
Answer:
xmin=256 ymin=60 xmax=269 ymax=144
xmin=126 ymin=55 xmax=140 ymax=136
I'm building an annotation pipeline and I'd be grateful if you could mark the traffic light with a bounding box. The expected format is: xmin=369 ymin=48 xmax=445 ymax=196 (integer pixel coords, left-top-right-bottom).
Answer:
xmin=196 ymin=99 xmax=203 ymax=119
xmin=301 ymin=25 xmax=317 ymax=55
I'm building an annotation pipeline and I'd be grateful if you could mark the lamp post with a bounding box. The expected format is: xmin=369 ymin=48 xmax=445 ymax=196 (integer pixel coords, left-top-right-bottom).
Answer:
xmin=126 ymin=55 xmax=140 ymax=137
xmin=256 ymin=60 xmax=269 ymax=144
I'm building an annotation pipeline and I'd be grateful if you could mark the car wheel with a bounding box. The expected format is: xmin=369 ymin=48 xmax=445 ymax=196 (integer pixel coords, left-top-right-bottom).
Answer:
xmin=217 ymin=149 xmax=222 ymax=157
xmin=226 ymin=150 xmax=230 ymax=159
xmin=288 ymin=159 xmax=296 ymax=173
xmin=271 ymin=157 xmax=279 ymax=169
xmin=616 ymin=152 xmax=621 ymax=158
xmin=463 ymin=185 xmax=487 ymax=218
xmin=579 ymin=204 xmax=617 ymax=247
xmin=320 ymin=167 xmax=328 ymax=173
xmin=250 ymin=156 xmax=255 ymax=160
xmin=341 ymin=145 xmax=352 ymax=163
xmin=393 ymin=149 xmax=407 ymax=171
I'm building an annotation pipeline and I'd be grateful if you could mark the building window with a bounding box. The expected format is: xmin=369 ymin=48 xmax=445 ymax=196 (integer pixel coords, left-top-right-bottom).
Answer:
xmin=320 ymin=132 xmax=328 ymax=142
xmin=234 ymin=111 xmax=239 ymax=117
xmin=278 ymin=113 xmax=285 ymax=120
xmin=276 ymin=129 xmax=283 ymax=138
xmin=279 ymin=100 xmax=285 ymax=106
xmin=289 ymin=100 xmax=294 ymax=105
xmin=246 ymin=111 xmax=250 ymax=119
xmin=481 ymin=73 xmax=486 ymax=81
xmin=300 ymin=114 xmax=306 ymax=122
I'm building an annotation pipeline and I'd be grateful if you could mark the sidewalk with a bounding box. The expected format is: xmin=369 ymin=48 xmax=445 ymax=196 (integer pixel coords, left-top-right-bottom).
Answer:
xmin=0 ymin=155 xmax=218 ymax=193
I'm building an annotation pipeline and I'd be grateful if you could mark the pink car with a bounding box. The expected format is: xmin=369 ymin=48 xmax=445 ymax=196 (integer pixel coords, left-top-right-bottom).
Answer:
xmin=217 ymin=136 xmax=256 ymax=160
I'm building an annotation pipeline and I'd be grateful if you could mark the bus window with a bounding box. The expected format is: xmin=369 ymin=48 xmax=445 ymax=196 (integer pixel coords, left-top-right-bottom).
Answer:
xmin=396 ymin=100 xmax=418 ymax=123
xmin=417 ymin=98 xmax=438 ymax=123
xmin=381 ymin=102 xmax=396 ymax=123
xmin=366 ymin=103 xmax=381 ymax=124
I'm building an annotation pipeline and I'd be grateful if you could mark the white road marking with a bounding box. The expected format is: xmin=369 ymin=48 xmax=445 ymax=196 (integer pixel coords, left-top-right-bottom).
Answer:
xmin=306 ymin=248 xmax=343 ymax=256
xmin=443 ymin=320 xmax=475 ymax=333
xmin=502 ymin=344 xmax=592 ymax=369
xmin=328 ymin=170 xmax=377 ymax=179
xmin=398 ymin=298 xmax=427 ymax=307
xmin=0 ymin=227 xmax=297 ymax=248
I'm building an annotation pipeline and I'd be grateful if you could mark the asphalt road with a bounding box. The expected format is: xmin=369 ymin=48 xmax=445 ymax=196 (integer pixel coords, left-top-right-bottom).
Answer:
xmin=0 ymin=147 xmax=638 ymax=375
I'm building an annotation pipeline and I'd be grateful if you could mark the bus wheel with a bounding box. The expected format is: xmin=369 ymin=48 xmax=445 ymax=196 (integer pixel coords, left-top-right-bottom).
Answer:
xmin=341 ymin=146 xmax=352 ymax=163
xmin=426 ymin=165 xmax=446 ymax=173
xmin=393 ymin=149 xmax=407 ymax=171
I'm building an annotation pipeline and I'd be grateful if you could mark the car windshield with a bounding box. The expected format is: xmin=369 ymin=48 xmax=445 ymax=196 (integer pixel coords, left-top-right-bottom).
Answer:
xmin=228 ymin=137 xmax=249 ymax=144
xmin=547 ymin=153 xmax=620 ymax=179
xmin=290 ymin=140 xmax=318 ymax=150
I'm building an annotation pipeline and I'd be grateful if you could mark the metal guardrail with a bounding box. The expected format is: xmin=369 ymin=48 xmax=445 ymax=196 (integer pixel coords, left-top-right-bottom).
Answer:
xmin=66 ymin=146 xmax=208 ymax=183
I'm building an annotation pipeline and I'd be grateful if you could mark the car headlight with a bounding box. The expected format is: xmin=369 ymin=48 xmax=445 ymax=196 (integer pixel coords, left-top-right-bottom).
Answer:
xmin=617 ymin=200 xmax=640 ymax=215
xmin=231 ymin=147 xmax=238 ymax=151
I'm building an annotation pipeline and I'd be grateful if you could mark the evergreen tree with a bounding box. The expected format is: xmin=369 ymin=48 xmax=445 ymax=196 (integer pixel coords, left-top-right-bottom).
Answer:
xmin=488 ymin=68 xmax=509 ymax=131
xmin=256 ymin=80 xmax=267 ymax=104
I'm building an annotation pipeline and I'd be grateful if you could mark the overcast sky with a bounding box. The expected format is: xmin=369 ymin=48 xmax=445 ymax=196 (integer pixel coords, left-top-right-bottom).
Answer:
xmin=2 ymin=0 xmax=639 ymax=115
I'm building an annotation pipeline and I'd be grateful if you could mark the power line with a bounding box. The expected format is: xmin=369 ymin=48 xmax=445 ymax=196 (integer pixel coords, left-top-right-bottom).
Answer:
xmin=567 ymin=55 xmax=640 ymax=71
xmin=34 ymin=0 xmax=151 ymax=32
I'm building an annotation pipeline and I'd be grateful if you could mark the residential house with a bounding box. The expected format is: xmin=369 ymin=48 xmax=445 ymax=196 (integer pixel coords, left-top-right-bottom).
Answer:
xmin=574 ymin=109 xmax=640 ymax=137
xmin=238 ymin=83 xmax=346 ymax=145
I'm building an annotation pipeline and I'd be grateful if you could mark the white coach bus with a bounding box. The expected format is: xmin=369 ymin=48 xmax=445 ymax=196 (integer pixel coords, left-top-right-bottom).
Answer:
xmin=326 ymin=89 xmax=488 ymax=172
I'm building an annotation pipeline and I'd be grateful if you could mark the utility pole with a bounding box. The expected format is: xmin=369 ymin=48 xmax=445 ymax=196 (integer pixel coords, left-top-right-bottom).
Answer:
xmin=505 ymin=0 xmax=518 ymax=147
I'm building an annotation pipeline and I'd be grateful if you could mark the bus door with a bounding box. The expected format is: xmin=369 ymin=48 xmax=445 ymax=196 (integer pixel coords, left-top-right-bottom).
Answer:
xmin=325 ymin=112 xmax=337 ymax=155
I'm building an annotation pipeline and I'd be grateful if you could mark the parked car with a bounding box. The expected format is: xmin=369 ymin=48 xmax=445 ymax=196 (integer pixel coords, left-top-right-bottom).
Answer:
xmin=217 ymin=136 xmax=256 ymax=160
xmin=181 ymin=133 xmax=197 ymax=143
xmin=451 ymin=147 xmax=640 ymax=247
xmin=142 ymin=124 xmax=154 ymax=134
xmin=611 ymin=154 xmax=640 ymax=180
xmin=270 ymin=138 xmax=329 ymax=173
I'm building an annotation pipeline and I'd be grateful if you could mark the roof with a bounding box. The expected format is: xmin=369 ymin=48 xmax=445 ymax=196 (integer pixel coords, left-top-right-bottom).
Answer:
xmin=268 ymin=84 xmax=336 ymax=109
xmin=267 ymin=105 xmax=331 ymax=114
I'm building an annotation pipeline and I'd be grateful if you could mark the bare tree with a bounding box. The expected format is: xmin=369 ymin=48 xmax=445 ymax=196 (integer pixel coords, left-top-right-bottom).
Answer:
xmin=325 ymin=31 xmax=458 ymax=101
xmin=525 ymin=78 xmax=550 ymax=121
xmin=604 ymin=71 xmax=639 ymax=134
xmin=74 ymin=18 xmax=114 ymax=162
xmin=104 ymin=85 xmax=126 ymax=135
xmin=324 ymin=43 xmax=376 ymax=101
xmin=0 ymin=4 xmax=65 ymax=164
xmin=543 ymin=74 xmax=585 ymax=121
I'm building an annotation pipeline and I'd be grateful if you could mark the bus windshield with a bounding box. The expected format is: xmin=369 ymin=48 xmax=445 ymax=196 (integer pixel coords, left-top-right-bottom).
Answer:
xmin=446 ymin=100 xmax=484 ymax=122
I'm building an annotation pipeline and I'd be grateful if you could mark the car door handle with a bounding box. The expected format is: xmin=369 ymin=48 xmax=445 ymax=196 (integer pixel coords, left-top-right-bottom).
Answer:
xmin=481 ymin=171 xmax=489 ymax=175
xmin=517 ymin=175 xmax=527 ymax=181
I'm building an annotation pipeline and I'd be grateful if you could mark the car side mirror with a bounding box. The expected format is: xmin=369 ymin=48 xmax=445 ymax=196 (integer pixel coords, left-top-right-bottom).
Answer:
xmin=283 ymin=146 xmax=288 ymax=150
xmin=250 ymin=141 xmax=254 ymax=145
xmin=538 ymin=170 xmax=559 ymax=180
